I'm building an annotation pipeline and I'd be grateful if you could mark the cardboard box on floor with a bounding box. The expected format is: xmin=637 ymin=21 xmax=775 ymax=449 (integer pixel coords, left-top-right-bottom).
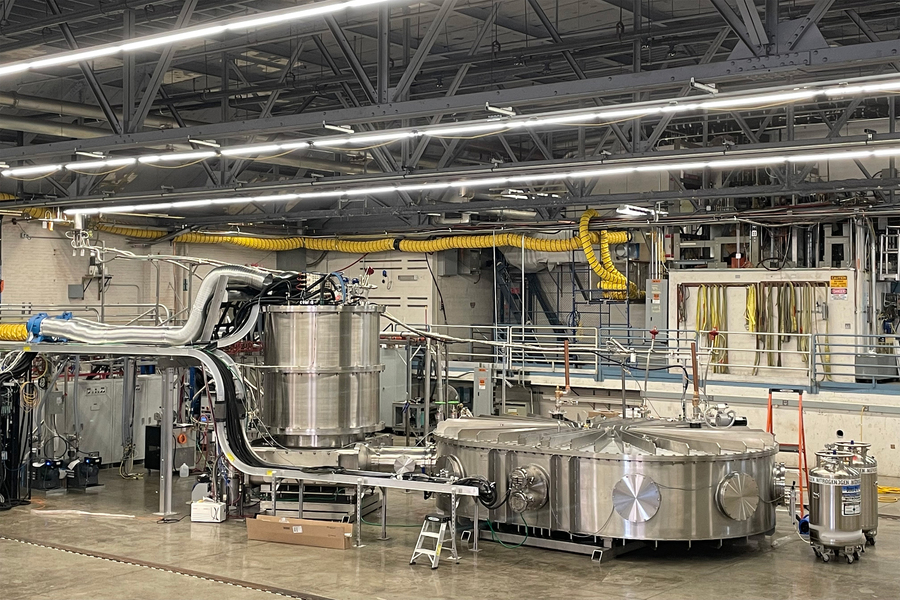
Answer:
xmin=247 ymin=515 xmax=353 ymax=550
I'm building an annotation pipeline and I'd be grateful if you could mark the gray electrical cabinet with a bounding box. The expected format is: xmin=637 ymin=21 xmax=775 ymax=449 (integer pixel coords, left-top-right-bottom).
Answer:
xmin=379 ymin=344 xmax=408 ymax=429
xmin=645 ymin=279 xmax=669 ymax=332
xmin=472 ymin=364 xmax=493 ymax=416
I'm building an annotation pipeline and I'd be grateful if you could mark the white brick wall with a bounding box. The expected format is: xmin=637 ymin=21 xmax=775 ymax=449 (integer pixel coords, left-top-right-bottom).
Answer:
xmin=1 ymin=220 xmax=275 ymax=323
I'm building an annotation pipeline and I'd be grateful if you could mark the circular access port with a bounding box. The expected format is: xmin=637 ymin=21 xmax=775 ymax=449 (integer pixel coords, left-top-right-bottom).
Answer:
xmin=716 ymin=472 xmax=760 ymax=521
xmin=612 ymin=473 xmax=661 ymax=523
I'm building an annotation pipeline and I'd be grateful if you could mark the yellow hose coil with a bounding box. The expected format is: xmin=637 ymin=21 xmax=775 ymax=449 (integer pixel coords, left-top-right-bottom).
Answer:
xmin=578 ymin=210 xmax=642 ymax=300
xmin=0 ymin=324 xmax=28 ymax=341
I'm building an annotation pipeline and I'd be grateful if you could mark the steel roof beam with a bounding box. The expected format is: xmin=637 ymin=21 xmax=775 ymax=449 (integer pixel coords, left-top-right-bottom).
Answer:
xmin=1 ymin=38 xmax=900 ymax=163
xmin=324 ymin=14 xmax=378 ymax=105
xmin=392 ymin=0 xmax=457 ymax=103
xmin=787 ymin=0 xmax=836 ymax=50
xmin=708 ymin=0 xmax=763 ymax=57
xmin=45 ymin=0 xmax=122 ymax=134
xmin=130 ymin=0 xmax=199 ymax=133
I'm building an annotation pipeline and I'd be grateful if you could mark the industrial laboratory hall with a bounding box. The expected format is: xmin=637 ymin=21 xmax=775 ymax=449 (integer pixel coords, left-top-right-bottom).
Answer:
xmin=2 ymin=0 xmax=900 ymax=598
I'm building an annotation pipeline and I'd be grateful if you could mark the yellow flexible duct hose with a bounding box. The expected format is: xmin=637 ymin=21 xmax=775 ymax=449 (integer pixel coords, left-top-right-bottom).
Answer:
xmin=22 ymin=207 xmax=642 ymax=301
xmin=578 ymin=210 xmax=642 ymax=300
xmin=0 ymin=324 xmax=28 ymax=341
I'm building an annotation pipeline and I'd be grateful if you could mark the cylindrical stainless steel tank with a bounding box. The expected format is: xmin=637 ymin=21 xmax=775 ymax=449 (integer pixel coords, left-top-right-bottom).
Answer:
xmin=809 ymin=451 xmax=865 ymax=562
xmin=260 ymin=304 xmax=384 ymax=448
xmin=434 ymin=416 xmax=779 ymax=542
xmin=834 ymin=441 xmax=878 ymax=544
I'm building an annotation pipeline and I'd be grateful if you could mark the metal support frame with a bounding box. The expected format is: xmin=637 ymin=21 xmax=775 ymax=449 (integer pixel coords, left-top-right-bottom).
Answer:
xmin=407 ymin=2 xmax=499 ymax=168
xmin=4 ymin=38 xmax=900 ymax=164
xmin=122 ymin=9 xmax=135 ymax=134
xmin=325 ymin=15 xmax=378 ymax=105
xmin=45 ymin=0 xmax=122 ymax=134
xmin=734 ymin=0 xmax=769 ymax=51
xmin=391 ymin=0 xmax=458 ymax=102
xmin=131 ymin=0 xmax=199 ymax=132
xmin=708 ymin=0 xmax=764 ymax=57
xmin=377 ymin=5 xmax=390 ymax=104
xmin=787 ymin=0 xmax=836 ymax=50
xmin=156 ymin=367 xmax=176 ymax=517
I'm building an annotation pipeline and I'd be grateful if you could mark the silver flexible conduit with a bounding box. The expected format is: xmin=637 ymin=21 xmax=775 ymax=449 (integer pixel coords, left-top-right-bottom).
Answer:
xmin=39 ymin=266 xmax=272 ymax=346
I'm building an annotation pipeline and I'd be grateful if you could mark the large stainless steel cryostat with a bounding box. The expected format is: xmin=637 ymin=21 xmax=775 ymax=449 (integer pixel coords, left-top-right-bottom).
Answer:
xmin=435 ymin=416 xmax=780 ymax=543
xmin=260 ymin=304 xmax=385 ymax=448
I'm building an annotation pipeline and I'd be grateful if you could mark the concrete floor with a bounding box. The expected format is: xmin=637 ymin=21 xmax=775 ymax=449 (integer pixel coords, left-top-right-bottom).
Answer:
xmin=2 ymin=472 xmax=900 ymax=600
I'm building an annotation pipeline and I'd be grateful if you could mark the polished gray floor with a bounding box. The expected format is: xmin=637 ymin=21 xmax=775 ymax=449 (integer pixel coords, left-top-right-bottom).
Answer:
xmin=2 ymin=471 xmax=899 ymax=600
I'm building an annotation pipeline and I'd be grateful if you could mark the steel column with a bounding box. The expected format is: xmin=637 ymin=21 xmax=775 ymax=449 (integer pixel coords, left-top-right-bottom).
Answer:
xmin=157 ymin=367 xmax=176 ymax=516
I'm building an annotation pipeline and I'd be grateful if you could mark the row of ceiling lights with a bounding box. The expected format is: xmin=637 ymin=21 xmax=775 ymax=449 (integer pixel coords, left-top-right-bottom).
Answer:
xmin=6 ymin=73 xmax=900 ymax=179
xmin=65 ymin=145 xmax=900 ymax=216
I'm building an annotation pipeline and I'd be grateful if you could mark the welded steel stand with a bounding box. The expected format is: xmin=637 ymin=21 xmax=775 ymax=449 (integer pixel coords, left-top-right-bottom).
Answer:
xmin=378 ymin=487 xmax=389 ymax=541
xmin=355 ymin=481 xmax=365 ymax=548
xmin=297 ymin=481 xmax=304 ymax=519
xmin=155 ymin=367 xmax=176 ymax=516
xmin=471 ymin=499 xmax=480 ymax=552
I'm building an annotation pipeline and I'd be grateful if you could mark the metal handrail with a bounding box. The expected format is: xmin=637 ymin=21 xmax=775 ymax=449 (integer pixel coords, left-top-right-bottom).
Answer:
xmin=0 ymin=302 xmax=171 ymax=324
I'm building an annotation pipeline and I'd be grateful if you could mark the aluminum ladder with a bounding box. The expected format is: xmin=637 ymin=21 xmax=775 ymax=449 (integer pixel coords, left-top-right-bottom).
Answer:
xmin=410 ymin=514 xmax=458 ymax=569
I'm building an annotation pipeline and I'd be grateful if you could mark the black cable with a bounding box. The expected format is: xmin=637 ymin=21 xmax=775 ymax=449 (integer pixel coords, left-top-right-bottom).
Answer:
xmin=157 ymin=515 xmax=187 ymax=524
xmin=425 ymin=254 xmax=448 ymax=323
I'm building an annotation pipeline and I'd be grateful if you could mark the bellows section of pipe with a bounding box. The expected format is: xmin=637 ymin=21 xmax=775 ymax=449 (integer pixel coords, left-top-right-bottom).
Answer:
xmin=39 ymin=266 xmax=272 ymax=346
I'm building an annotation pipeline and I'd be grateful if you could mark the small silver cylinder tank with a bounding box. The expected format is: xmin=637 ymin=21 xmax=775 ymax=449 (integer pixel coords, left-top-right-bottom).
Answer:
xmin=809 ymin=451 xmax=866 ymax=551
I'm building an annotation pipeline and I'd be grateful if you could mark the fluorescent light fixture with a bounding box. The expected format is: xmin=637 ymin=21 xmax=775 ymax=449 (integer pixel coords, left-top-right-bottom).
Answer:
xmin=220 ymin=144 xmax=283 ymax=156
xmin=0 ymin=0 xmax=400 ymax=79
xmin=323 ymin=122 xmax=354 ymax=134
xmin=486 ymin=103 xmax=517 ymax=117
xmin=2 ymin=164 xmax=61 ymax=177
xmin=67 ymin=158 xmax=137 ymax=170
xmin=63 ymin=143 xmax=900 ymax=217
xmin=616 ymin=205 xmax=652 ymax=216
xmin=616 ymin=204 xmax=668 ymax=218
xmin=189 ymin=139 xmax=220 ymax=148
xmin=137 ymin=151 xmax=217 ymax=163
xmin=75 ymin=151 xmax=106 ymax=159
xmin=690 ymin=77 xmax=718 ymax=95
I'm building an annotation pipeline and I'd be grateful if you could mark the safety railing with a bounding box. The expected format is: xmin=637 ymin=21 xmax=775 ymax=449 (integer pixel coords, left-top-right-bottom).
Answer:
xmin=383 ymin=322 xmax=814 ymax=384
xmin=0 ymin=303 xmax=171 ymax=325
xmin=811 ymin=332 xmax=900 ymax=388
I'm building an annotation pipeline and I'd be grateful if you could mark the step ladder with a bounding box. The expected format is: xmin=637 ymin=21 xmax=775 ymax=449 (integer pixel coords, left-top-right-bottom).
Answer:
xmin=767 ymin=387 xmax=810 ymax=517
xmin=410 ymin=514 xmax=458 ymax=569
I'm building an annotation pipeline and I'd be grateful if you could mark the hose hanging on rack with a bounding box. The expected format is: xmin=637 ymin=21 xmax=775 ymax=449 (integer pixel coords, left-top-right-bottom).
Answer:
xmin=695 ymin=285 xmax=728 ymax=375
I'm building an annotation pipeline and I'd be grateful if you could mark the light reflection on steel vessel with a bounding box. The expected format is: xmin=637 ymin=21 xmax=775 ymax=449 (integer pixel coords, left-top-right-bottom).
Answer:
xmin=434 ymin=416 xmax=779 ymax=542
xmin=260 ymin=305 xmax=384 ymax=448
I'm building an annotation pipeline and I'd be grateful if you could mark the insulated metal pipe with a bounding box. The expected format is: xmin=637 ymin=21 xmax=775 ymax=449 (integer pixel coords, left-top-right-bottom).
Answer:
xmin=40 ymin=266 xmax=271 ymax=345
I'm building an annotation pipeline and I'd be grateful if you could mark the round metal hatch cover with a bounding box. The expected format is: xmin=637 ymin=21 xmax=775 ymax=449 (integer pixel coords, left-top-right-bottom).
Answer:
xmin=612 ymin=473 xmax=661 ymax=523
xmin=717 ymin=472 xmax=760 ymax=521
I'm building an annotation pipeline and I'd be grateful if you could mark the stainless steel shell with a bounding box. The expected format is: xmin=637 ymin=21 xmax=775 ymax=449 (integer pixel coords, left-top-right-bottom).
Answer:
xmin=809 ymin=452 xmax=866 ymax=549
xmin=717 ymin=472 xmax=760 ymax=521
xmin=260 ymin=305 xmax=384 ymax=448
xmin=434 ymin=417 xmax=778 ymax=542
xmin=834 ymin=441 xmax=878 ymax=537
